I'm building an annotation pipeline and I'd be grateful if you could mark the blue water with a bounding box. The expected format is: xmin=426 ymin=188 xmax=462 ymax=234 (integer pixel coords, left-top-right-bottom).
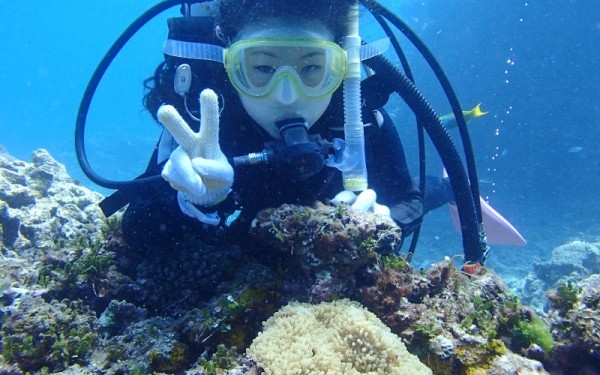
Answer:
xmin=1 ymin=1 xmax=598 ymax=274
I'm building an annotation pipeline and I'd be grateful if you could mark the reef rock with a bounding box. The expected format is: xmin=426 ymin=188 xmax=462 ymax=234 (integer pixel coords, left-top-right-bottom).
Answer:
xmin=533 ymin=241 xmax=600 ymax=285
xmin=250 ymin=202 xmax=402 ymax=302
xmin=0 ymin=148 xmax=587 ymax=375
xmin=1 ymin=294 xmax=99 ymax=372
xmin=358 ymin=259 xmax=550 ymax=374
xmin=544 ymin=274 xmax=600 ymax=373
xmin=522 ymin=240 xmax=600 ymax=310
xmin=0 ymin=147 xmax=105 ymax=255
xmin=0 ymin=147 xmax=109 ymax=313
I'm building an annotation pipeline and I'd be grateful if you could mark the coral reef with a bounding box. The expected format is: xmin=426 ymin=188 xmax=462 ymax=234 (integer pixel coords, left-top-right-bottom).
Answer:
xmin=0 ymin=149 xmax=594 ymax=374
xmin=535 ymin=241 xmax=600 ymax=285
xmin=247 ymin=299 xmax=432 ymax=374
xmin=250 ymin=202 xmax=402 ymax=302
xmin=516 ymin=240 xmax=600 ymax=374
xmin=0 ymin=148 xmax=105 ymax=253
xmin=544 ymin=274 xmax=600 ymax=373
xmin=1 ymin=295 xmax=98 ymax=372
xmin=522 ymin=240 xmax=600 ymax=310
xmin=358 ymin=259 xmax=550 ymax=374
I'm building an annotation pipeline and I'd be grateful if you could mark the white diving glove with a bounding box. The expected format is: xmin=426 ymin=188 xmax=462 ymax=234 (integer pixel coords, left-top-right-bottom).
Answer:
xmin=331 ymin=189 xmax=391 ymax=217
xmin=157 ymin=89 xmax=234 ymax=226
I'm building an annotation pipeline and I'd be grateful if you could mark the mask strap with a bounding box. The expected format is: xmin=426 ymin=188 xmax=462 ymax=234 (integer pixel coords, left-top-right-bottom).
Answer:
xmin=360 ymin=38 xmax=390 ymax=61
xmin=164 ymin=39 xmax=225 ymax=63
xmin=164 ymin=38 xmax=388 ymax=64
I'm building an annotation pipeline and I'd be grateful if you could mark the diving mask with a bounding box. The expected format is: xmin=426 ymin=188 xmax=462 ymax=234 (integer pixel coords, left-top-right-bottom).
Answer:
xmin=224 ymin=38 xmax=347 ymax=98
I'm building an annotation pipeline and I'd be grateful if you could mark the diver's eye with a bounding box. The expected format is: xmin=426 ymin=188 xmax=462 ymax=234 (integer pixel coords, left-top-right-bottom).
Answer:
xmin=254 ymin=65 xmax=276 ymax=74
xmin=301 ymin=65 xmax=322 ymax=74
xmin=300 ymin=65 xmax=324 ymax=87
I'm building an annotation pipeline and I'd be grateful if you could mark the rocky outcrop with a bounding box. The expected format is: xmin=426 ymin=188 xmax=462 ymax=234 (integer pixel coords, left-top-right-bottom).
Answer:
xmin=0 ymin=148 xmax=592 ymax=374
xmin=523 ymin=240 xmax=600 ymax=310
xmin=0 ymin=147 xmax=105 ymax=256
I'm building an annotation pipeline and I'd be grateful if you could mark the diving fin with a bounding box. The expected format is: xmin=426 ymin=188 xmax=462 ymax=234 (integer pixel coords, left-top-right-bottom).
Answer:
xmin=442 ymin=169 xmax=526 ymax=246
xmin=448 ymin=197 xmax=526 ymax=246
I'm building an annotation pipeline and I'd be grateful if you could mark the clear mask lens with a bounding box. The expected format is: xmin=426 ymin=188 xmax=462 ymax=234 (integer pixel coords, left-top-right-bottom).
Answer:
xmin=226 ymin=38 xmax=347 ymax=98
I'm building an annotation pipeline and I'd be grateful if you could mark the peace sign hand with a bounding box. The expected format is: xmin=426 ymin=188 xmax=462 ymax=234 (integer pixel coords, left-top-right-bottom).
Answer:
xmin=158 ymin=89 xmax=234 ymax=225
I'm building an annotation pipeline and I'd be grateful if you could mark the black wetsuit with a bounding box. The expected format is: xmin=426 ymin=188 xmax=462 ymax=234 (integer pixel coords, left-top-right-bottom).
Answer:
xmin=105 ymin=75 xmax=449 ymax=249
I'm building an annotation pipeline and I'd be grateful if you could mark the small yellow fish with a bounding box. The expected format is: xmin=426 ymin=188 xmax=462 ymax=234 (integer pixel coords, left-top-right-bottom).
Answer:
xmin=440 ymin=103 xmax=488 ymax=130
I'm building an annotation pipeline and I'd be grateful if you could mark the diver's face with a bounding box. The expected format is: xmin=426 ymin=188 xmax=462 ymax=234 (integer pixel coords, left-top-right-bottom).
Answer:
xmin=234 ymin=19 xmax=336 ymax=139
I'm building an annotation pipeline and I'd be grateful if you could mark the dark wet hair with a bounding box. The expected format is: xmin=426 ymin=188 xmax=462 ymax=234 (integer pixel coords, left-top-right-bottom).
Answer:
xmin=216 ymin=0 xmax=356 ymax=42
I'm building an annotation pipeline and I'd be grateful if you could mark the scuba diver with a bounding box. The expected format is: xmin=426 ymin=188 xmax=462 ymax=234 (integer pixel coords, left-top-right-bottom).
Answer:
xmin=122 ymin=0 xmax=432 ymax=245
xmin=77 ymin=0 xmax=525 ymax=274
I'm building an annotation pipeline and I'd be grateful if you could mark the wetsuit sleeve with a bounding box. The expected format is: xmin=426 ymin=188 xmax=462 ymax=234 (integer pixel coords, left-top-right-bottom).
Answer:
xmin=120 ymin=175 xmax=241 ymax=248
xmin=106 ymin=142 xmax=211 ymax=247
xmin=121 ymin=180 xmax=202 ymax=247
xmin=364 ymin=109 xmax=424 ymax=236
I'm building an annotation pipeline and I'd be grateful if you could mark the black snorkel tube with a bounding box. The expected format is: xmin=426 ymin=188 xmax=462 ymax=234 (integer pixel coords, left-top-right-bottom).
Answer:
xmin=75 ymin=0 xmax=488 ymax=264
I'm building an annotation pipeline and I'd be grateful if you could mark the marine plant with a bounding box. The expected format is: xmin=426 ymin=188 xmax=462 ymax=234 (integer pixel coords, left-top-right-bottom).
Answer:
xmin=148 ymin=342 xmax=190 ymax=373
xmin=460 ymin=295 xmax=498 ymax=341
xmin=360 ymin=236 xmax=379 ymax=256
xmin=1 ymin=297 xmax=98 ymax=372
xmin=494 ymin=294 xmax=555 ymax=353
xmin=198 ymin=344 xmax=238 ymax=372
xmin=413 ymin=322 xmax=443 ymax=340
xmin=381 ymin=253 xmax=408 ymax=272
xmin=554 ymin=281 xmax=581 ymax=313
xmin=510 ymin=315 xmax=555 ymax=352
xmin=39 ymin=235 xmax=109 ymax=288
xmin=101 ymin=214 xmax=122 ymax=239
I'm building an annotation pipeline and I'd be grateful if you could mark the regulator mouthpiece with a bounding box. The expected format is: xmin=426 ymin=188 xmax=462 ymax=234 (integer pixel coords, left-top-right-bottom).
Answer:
xmin=274 ymin=118 xmax=325 ymax=181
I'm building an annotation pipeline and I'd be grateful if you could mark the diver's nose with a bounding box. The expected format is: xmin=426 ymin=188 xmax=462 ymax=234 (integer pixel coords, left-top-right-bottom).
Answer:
xmin=274 ymin=76 xmax=299 ymax=105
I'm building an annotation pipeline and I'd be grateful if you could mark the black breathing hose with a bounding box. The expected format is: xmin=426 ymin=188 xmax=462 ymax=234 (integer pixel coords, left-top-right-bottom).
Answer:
xmin=364 ymin=54 xmax=486 ymax=263
xmin=75 ymin=0 xmax=186 ymax=189
xmin=372 ymin=13 xmax=425 ymax=261
xmin=361 ymin=0 xmax=484 ymax=224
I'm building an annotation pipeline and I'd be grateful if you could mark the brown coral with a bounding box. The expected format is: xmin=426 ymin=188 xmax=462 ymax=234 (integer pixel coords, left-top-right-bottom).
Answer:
xmin=250 ymin=202 xmax=402 ymax=303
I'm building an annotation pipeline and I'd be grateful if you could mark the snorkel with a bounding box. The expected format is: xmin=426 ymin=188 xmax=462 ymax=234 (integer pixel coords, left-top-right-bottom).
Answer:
xmin=341 ymin=1 xmax=368 ymax=192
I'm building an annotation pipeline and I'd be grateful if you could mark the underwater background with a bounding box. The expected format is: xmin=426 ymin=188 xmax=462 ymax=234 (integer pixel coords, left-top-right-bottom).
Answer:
xmin=1 ymin=0 xmax=599 ymax=281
